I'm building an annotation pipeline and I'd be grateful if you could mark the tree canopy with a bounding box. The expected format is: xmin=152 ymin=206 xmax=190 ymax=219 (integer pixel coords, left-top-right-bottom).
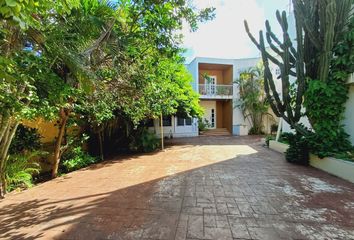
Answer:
xmin=0 ymin=0 xmax=214 ymax=196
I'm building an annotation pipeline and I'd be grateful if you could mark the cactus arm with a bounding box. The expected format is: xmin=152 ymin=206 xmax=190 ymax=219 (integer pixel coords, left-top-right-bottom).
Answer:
xmin=293 ymin=0 xmax=321 ymax=51
xmin=293 ymin=5 xmax=306 ymax=122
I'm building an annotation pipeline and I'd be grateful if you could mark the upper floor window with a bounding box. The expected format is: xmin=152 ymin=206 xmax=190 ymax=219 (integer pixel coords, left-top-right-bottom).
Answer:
xmin=275 ymin=68 xmax=281 ymax=75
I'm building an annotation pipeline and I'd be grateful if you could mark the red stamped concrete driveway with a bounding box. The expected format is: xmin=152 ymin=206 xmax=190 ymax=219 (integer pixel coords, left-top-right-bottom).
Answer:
xmin=1 ymin=136 xmax=354 ymax=240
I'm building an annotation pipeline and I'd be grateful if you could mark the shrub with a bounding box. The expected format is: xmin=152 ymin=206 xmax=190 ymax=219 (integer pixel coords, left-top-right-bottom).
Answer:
xmin=248 ymin=126 xmax=264 ymax=135
xmin=9 ymin=124 xmax=42 ymax=154
xmin=284 ymin=133 xmax=309 ymax=165
xmin=265 ymin=135 xmax=274 ymax=147
xmin=129 ymin=128 xmax=160 ymax=152
xmin=5 ymin=151 xmax=42 ymax=192
xmin=61 ymin=147 xmax=98 ymax=172
xmin=198 ymin=118 xmax=210 ymax=131
xmin=278 ymin=132 xmax=294 ymax=144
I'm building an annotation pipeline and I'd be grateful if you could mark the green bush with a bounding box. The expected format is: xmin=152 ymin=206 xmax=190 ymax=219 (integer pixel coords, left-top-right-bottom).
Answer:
xmin=198 ymin=118 xmax=210 ymax=131
xmin=265 ymin=135 xmax=274 ymax=147
xmin=129 ymin=128 xmax=160 ymax=152
xmin=5 ymin=151 xmax=42 ymax=192
xmin=9 ymin=124 xmax=42 ymax=154
xmin=61 ymin=147 xmax=98 ymax=173
xmin=278 ymin=132 xmax=294 ymax=144
xmin=284 ymin=133 xmax=309 ymax=165
xmin=248 ymin=126 xmax=264 ymax=135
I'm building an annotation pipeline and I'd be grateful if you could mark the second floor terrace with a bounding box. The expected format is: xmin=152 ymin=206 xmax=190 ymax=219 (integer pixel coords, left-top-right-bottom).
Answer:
xmin=198 ymin=62 xmax=233 ymax=99
xmin=198 ymin=84 xmax=233 ymax=99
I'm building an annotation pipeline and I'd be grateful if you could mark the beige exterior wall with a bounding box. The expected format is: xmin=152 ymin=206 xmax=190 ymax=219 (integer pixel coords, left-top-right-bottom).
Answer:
xmin=201 ymin=100 xmax=232 ymax=132
xmin=200 ymin=100 xmax=216 ymax=128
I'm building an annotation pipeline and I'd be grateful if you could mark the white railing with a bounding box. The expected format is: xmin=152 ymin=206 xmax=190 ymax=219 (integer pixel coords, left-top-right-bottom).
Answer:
xmin=198 ymin=84 xmax=233 ymax=97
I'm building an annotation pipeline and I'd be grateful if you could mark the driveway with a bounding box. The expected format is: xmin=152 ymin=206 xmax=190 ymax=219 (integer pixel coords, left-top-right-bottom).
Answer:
xmin=0 ymin=136 xmax=354 ymax=239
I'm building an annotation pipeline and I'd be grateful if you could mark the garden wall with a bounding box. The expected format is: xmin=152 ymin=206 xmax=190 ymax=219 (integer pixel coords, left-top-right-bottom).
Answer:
xmin=269 ymin=140 xmax=354 ymax=184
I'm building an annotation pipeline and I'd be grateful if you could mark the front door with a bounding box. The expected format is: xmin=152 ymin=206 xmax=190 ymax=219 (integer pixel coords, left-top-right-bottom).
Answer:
xmin=200 ymin=101 xmax=217 ymax=129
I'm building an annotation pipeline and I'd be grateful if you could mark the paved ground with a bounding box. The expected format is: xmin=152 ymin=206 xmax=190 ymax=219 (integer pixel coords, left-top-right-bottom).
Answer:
xmin=1 ymin=136 xmax=354 ymax=240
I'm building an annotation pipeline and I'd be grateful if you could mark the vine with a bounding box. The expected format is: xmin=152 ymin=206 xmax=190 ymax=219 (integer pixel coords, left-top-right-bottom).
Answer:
xmin=304 ymin=17 xmax=354 ymax=158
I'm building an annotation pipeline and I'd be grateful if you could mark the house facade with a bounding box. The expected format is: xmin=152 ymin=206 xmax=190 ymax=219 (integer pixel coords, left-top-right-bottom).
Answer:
xmin=149 ymin=56 xmax=278 ymax=138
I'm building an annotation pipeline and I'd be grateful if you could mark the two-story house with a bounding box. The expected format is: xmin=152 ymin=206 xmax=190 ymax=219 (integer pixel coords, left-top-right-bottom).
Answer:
xmin=149 ymin=56 xmax=279 ymax=138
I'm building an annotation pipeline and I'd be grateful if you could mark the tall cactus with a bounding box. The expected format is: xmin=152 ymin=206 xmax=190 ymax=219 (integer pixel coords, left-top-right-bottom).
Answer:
xmin=244 ymin=0 xmax=352 ymax=134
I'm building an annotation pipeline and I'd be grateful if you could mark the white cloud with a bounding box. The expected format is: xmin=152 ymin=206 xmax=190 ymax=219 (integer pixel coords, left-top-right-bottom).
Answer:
xmin=181 ymin=0 xmax=286 ymax=62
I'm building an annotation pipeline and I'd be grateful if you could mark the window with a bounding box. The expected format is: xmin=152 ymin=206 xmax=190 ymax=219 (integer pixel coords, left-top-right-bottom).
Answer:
xmin=177 ymin=117 xmax=185 ymax=126
xmin=160 ymin=116 xmax=172 ymax=126
xmin=176 ymin=117 xmax=192 ymax=126
xmin=185 ymin=118 xmax=192 ymax=125
xmin=211 ymin=109 xmax=215 ymax=128
xmin=275 ymin=68 xmax=281 ymax=75
xmin=146 ymin=119 xmax=154 ymax=127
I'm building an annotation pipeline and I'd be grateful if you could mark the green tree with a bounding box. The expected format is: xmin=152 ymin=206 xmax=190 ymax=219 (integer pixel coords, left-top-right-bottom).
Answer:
xmin=235 ymin=64 xmax=272 ymax=135
xmin=0 ymin=0 xmax=214 ymax=196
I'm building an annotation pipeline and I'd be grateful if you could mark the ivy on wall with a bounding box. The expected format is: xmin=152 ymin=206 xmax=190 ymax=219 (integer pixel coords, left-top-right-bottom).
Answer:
xmin=304 ymin=18 xmax=354 ymax=158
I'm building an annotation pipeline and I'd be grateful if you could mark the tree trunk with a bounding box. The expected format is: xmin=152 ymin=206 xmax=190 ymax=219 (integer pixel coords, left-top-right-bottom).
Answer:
xmin=0 ymin=113 xmax=10 ymax=144
xmin=0 ymin=120 xmax=19 ymax=198
xmin=51 ymin=109 xmax=69 ymax=179
xmin=98 ymin=131 xmax=104 ymax=161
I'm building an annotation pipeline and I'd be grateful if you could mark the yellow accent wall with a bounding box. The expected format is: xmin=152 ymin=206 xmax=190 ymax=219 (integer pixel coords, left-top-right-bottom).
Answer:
xmin=22 ymin=119 xmax=58 ymax=143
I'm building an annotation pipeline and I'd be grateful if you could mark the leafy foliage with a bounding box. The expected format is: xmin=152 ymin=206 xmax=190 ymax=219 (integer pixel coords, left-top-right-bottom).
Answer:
xmin=304 ymin=16 xmax=354 ymax=158
xmin=244 ymin=0 xmax=353 ymax=137
xmin=0 ymin=0 xmax=214 ymax=195
xmin=9 ymin=124 xmax=41 ymax=154
xmin=5 ymin=151 xmax=41 ymax=191
xmin=283 ymin=133 xmax=309 ymax=165
xmin=235 ymin=64 xmax=271 ymax=135
xmin=61 ymin=147 xmax=97 ymax=173
xmin=245 ymin=0 xmax=354 ymax=162
xmin=129 ymin=128 xmax=160 ymax=153
xmin=265 ymin=135 xmax=274 ymax=147
xmin=198 ymin=118 xmax=210 ymax=132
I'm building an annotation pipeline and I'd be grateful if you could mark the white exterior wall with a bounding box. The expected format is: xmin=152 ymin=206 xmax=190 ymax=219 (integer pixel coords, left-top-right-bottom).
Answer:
xmin=149 ymin=117 xmax=198 ymax=138
xmin=187 ymin=56 xmax=269 ymax=136
xmin=232 ymin=58 xmax=261 ymax=135
xmin=186 ymin=59 xmax=198 ymax=92
xmin=343 ymin=84 xmax=354 ymax=145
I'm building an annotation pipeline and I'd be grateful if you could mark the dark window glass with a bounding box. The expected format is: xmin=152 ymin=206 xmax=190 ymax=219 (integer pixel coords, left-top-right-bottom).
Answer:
xmin=185 ymin=118 xmax=192 ymax=125
xmin=160 ymin=116 xmax=172 ymax=126
xmin=177 ymin=117 xmax=185 ymax=126
xmin=146 ymin=119 xmax=154 ymax=127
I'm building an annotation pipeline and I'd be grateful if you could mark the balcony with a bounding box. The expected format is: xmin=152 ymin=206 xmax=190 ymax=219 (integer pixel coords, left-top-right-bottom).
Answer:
xmin=198 ymin=84 xmax=233 ymax=99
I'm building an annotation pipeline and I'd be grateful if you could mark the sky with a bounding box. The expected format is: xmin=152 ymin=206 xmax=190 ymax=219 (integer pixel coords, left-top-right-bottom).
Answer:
xmin=181 ymin=0 xmax=292 ymax=63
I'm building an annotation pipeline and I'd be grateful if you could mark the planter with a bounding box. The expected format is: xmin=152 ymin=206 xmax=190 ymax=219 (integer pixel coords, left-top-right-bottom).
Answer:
xmin=268 ymin=140 xmax=354 ymax=183
xmin=310 ymin=154 xmax=354 ymax=184
xmin=269 ymin=140 xmax=289 ymax=154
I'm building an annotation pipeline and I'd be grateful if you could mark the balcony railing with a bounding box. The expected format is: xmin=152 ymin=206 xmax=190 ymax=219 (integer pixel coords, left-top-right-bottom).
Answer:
xmin=198 ymin=84 xmax=233 ymax=98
